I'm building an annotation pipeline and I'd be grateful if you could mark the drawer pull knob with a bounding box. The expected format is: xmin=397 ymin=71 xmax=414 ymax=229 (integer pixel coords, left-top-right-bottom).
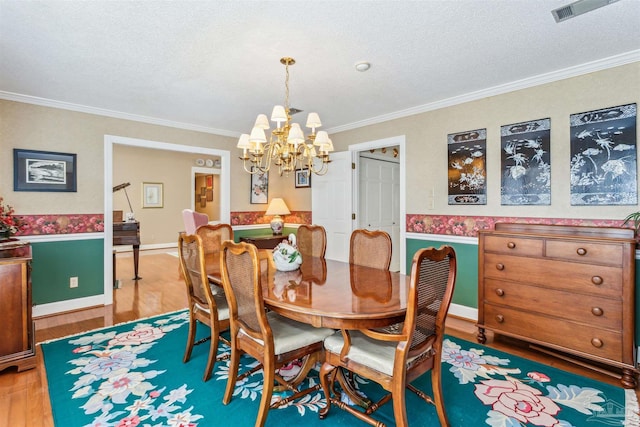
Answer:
xmin=507 ymin=242 xmax=516 ymax=249
xmin=495 ymin=315 xmax=504 ymax=323
xmin=495 ymin=289 xmax=505 ymax=297
xmin=591 ymin=276 xmax=603 ymax=285
xmin=591 ymin=307 xmax=603 ymax=316
xmin=591 ymin=338 xmax=603 ymax=348
xmin=496 ymin=263 xmax=505 ymax=271
xmin=577 ymin=247 xmax=587 ymax=256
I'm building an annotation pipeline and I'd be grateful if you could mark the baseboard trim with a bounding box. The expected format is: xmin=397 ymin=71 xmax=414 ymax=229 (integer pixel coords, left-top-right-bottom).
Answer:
xmin=33 ymin=295 xmax=106 ymax=318
xmin=449 ymin=303 xmax=477 ymax=322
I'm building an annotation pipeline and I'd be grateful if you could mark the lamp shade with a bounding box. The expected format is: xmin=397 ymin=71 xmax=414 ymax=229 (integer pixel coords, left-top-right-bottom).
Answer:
xmin=254 ymin=114 xmax=270 ymax=130
xmin=287 ymin=123 xmax=305 ymax=145
xmin=313 ymin=130 xmax=330 ymax=146
xmin=271 ymin=105 xmax=287 ymax=124
xmin=249 ymin=126 xmax=267 ymax=144
xmin=305 ymin=112 xmax=322 ymax=129
xmin=265 ymin=198 xmax=290 ymax=216
xmin=237 ymin=133 xmax=251 ymax=149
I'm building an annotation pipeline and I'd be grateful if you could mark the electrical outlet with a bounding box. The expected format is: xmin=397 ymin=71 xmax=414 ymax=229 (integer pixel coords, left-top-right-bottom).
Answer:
xmin=70 ymin=276 xmax=78 ymax=288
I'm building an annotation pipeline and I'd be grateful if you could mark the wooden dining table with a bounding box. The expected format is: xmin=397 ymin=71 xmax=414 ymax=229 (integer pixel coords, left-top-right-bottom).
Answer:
xmin=207 ymin=252 xmax=410 ymax=330
xmin=206 ymin=250 xmax=410 ymax=407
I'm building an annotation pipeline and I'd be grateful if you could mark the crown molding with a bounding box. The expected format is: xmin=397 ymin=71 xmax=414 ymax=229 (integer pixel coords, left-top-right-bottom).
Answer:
xmin=0 ymin=91 xmax=239 ymax=137
xmin=1 ymin=50 xmax=637 ymax=137
xmin=327 ymin=50 xmax=640 ymax=134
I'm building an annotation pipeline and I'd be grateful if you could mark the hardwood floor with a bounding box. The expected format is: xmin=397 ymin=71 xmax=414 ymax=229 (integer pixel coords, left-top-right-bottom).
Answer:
xmin=0 ymin=250 xmax=636 ymax=426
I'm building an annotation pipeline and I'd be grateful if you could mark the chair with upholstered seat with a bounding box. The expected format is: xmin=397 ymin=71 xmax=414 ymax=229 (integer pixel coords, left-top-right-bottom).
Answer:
xmin=178 ymin=233 xmax=230 ymax=382
xmin=349 ymin=229 xmax=392 ymax=270
xmin=319 ymin=245 xmax=457 ymax=427
xmin=220 ymin=241 xmax=335 ymax=427
xmin=182 ymin=209 xmax=209 ymax=234
xmin=296 ymin=224 xmax=327 ymax=258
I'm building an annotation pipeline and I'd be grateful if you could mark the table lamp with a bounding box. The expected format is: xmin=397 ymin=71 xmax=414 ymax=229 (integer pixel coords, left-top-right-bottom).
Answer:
xmin=265 ymin=198 xmax=290 ymax=235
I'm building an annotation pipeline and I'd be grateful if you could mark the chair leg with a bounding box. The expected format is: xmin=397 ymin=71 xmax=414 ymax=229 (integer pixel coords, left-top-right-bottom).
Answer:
xmin=223 ymin=341 xmax=240 ymax=405
xmin=431 ymin=357 xmax=450 ymax=427
xmin=255 ymin=358 xmax=274 ymax=427
xmin=203 ymin=332 xmax=219 ymax=382
xmin=319 ymin=362 xmax=336 ymax=419
xmin=391 ymin=385 xmax=408 ymax=427
xmin=183 ymin=310 xmax=196 ymax=363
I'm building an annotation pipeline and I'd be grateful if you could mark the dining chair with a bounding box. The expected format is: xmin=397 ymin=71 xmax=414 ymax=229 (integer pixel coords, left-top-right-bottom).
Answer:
xmin=182 ymin=209 xmax=209 ymax=234
xmin=195 ymin=223 xmax=233 ymax=286
xmin=319 ymin=245 xmax=457 ymax=427
xmin=349 ymin=229 xmax=392 ymax=270
xmin=296 ymin=224 xmax=327 ymax=258
xmin=178 ymin=233 xmax=230 ymax=382
xmin=220 ymin=241 xmax=334 ymax=427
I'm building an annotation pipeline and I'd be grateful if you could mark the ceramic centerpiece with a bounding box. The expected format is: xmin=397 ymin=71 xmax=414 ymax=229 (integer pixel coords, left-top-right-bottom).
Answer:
xmin=272 ymin=234 xmax=302 ymax=272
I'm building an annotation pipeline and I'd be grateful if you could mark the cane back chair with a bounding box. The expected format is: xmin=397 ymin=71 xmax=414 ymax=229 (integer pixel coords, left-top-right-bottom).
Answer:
xmin=320 ymin=245 xmax=457 ymax=427
xmin=178 ymin=233 xmax=230 ymax=381
xmin=220 ymin=241 xmax=334 ymax=427
xmin=195 ymin=223 xmax=234 ymax=286
xmin=349 ymin=229 xmax=392 ymax=270
xmin=296 ymin=224 xmax=327 ymax=258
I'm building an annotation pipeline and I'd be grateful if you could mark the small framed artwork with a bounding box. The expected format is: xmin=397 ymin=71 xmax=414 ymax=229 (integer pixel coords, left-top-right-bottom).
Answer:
xmin=206 ymin=189 xmax=213 ymax=202
xmin=13 ymin=148 xmax=77 ymax=192
xmin=206 ymin=174 xmax=213 ymax=189
xmin=142 ymin=182 xmax=164 ymax=208
xmin=295 ymin=168 xmax=311 ymax=188
xmin=250 ymin=167 xmax=268 ymax=204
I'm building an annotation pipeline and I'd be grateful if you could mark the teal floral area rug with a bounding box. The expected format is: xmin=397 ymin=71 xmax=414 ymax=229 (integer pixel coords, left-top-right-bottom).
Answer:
xmin=41 ymin=310 xmax=640 ymax=426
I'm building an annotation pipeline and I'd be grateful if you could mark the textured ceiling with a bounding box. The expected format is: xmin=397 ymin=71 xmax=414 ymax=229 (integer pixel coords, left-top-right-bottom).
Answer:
xmin=1 ymin=0 xmax=639 ymax=137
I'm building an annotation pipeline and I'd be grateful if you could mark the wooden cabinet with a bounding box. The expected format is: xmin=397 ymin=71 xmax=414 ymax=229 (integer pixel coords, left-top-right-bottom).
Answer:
xmin=0 ymin=240 xmax=35 ymax=372
xmin=477 ymin=223 xmax=636 ymax=388
xmin=240 ymin=235 xmax=285 ymax=250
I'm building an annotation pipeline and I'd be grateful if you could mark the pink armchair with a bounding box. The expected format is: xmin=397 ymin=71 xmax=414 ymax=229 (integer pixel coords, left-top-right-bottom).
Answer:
xmin=182 ymin=209 xmax=209 ymax=234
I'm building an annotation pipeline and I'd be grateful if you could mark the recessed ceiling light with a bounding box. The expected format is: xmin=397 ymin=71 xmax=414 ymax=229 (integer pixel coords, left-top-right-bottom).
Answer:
xmin=355 ymin=61 xmax=371 ymax=72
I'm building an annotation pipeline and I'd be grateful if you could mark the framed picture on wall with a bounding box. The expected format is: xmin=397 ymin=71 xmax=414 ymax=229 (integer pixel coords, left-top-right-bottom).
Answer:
xmin=13 ymin=148 xmax=77 ymax=192
xmin=142 ymin=182 xmax=164 ymax=208
xmin=447 ymin=129 xmax=487 ymax=205
xmin=206 ymin=174 xmax=213 ymax=189
xmin=295 ymin=169 xmax=311 ymax=188
xmin=569 ymin=103 xmax=637 ymax=205
xmin=250 ymin=167 xmax=268 ymax=204
xmin=500 ymin=118 xmax=551 ymax=205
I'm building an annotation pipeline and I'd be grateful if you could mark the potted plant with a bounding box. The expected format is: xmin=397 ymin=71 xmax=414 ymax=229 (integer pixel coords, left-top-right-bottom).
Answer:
xmin=622 ymin=211 xmax=640 ymax=247
xmin=0 ymin=197 xmax=21 ymax=241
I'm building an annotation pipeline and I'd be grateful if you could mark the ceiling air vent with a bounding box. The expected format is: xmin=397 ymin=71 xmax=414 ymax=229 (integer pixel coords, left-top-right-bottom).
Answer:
xmin=552 ymin=0 xmax=621 ymax=23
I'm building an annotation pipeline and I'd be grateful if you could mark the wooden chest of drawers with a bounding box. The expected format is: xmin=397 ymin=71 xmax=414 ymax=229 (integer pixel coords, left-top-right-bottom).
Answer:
xmin=477 ymin=223 xmax=636 ymax=388
xmin=0 ymin=240 xmax=35 ymax=373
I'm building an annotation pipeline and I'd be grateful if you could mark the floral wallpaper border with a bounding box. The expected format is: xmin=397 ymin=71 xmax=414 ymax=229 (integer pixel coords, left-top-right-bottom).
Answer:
xmin=13 ymin=211 xmax=313 ymax=236
xmin=230 ymin=211 xmax=311 ymax=226
xmin=13 ymin=212 xmax=630 ymax=237
xmin=406 ymin=214 xmax=630 ymax=238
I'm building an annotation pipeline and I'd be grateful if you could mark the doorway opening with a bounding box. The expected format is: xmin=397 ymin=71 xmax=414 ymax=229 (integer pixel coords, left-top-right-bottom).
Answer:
xmin=103 ymin=134 xmax=231 ymax=306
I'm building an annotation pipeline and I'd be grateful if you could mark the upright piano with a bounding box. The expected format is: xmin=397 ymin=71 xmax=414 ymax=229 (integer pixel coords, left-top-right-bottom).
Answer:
xmin=113 ymin=221 xmax=141 ymax=281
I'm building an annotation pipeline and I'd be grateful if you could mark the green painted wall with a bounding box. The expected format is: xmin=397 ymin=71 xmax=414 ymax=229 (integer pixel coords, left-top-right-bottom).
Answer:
xmin=406 ymin=238 xmax=478 ymax=308
xmin=31 ymin=239 xmax=104 ymax=305
xmin=233 ymin=226 xmax=298 ymax=242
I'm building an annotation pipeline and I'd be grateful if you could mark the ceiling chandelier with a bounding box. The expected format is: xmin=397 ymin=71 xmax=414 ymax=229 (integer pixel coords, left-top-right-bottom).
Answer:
xmin=237 ymin=57 xmax=333 ymax=176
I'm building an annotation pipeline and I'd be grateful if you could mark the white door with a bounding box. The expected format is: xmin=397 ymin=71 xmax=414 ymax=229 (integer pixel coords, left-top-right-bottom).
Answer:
xmin=358 ymin=156 xmax=400 ymax=271
xmin=312 ymin=151 xmax=352 ymax=262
